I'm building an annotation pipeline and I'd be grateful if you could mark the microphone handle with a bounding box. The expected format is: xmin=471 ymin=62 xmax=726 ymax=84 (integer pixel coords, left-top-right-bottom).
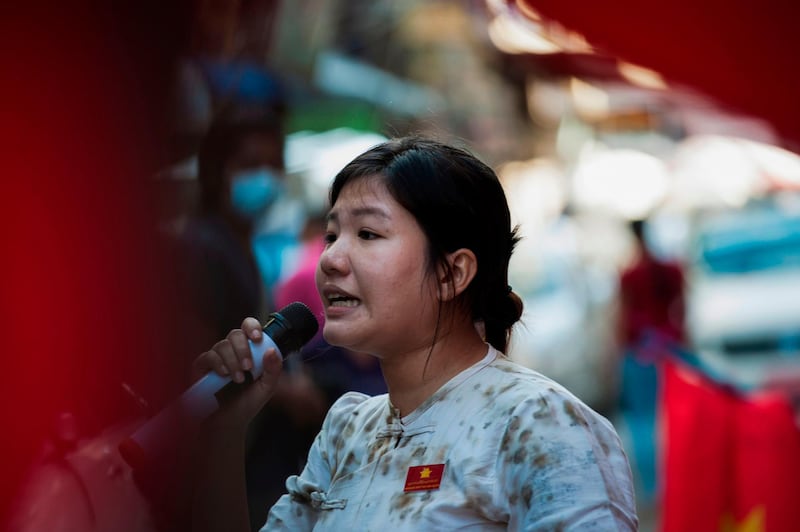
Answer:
xmin=120 ymin=336 xmax=281 ymax=469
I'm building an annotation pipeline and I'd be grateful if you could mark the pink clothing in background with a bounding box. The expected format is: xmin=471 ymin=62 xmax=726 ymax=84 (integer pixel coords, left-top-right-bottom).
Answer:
xmin=275 ymin=239 xmax=325 ymax=340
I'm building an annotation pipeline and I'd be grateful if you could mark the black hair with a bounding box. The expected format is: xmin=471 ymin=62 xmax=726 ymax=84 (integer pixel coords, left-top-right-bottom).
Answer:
xmin=196 ymin=105 xmax=285 ymax=214
xmin=329 ymin=136 xmax=523 ymax=353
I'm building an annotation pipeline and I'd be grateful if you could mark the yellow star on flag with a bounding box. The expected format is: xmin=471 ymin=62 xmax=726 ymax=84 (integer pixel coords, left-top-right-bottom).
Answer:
xmin=720 ymin=505 xmax=764 ymax=532
xmin=419 ymin=467 xmax=432 ymax=479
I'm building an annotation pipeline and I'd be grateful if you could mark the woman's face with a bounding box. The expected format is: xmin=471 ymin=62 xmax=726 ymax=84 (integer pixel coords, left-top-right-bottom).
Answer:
xmin=316 ymin=177 xmax=440 ymax=357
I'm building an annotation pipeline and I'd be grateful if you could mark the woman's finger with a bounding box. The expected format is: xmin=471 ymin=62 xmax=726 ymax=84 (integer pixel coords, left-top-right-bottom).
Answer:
xmin=191 ymin=350 xmax=228 ymax=381
xmin=253 ymin=348 xmax=282 ymax=395
xmin=212 ymin=339 xmax=246 ymax=383
xmin=227 ymin=329 xmax=253 ymax=372
xmin=241 ymin=317 xmax=263 ymax=342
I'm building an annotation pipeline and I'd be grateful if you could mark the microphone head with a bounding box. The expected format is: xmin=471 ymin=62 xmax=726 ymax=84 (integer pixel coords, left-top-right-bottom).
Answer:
xmin=270 ymin=302 xmax=319 ymax=354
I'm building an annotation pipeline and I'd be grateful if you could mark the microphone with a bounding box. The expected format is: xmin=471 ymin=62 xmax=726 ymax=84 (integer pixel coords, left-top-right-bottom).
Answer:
xmin=119 ymin=302 xmax=319 ymax=470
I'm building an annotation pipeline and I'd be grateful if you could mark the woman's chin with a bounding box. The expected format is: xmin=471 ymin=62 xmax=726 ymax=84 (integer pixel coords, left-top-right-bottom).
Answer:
xmin=322 ymin=326 xmax=359 ymax=351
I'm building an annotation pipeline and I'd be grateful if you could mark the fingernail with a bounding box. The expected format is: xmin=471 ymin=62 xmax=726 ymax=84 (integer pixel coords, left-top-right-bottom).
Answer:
xmin=235 ymin=371 xmax=245 ymax=383
xmin=242 ymin=358 xmax=252 ymax=371
xmin=251 ymin=329 xmax=261 ymax=341
xmin=220 ymin=366 xmax=230 ymax=376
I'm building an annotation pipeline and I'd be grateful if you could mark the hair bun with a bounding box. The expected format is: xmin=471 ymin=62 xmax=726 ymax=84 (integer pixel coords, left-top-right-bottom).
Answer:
xmin=483 ymin=287 xmax=524 ymax=352
xmin=506 ymin=290 xmax=524 ymax=325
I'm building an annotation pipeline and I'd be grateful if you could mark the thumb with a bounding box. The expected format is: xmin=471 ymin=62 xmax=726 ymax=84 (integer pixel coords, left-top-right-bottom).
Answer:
xmin=254 ymin=348 xmax=282 ymax=393
xmin=230 ymin=348 xmax=283 ymax=424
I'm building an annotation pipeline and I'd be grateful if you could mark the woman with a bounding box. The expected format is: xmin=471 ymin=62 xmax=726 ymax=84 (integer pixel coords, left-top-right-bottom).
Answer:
xmin=192 ymin=137 xmax=638 ymax=531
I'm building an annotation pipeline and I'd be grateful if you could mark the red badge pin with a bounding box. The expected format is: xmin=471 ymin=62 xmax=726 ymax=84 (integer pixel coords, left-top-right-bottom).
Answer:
xmin=404 ymin=463 xmax=445 ymax=492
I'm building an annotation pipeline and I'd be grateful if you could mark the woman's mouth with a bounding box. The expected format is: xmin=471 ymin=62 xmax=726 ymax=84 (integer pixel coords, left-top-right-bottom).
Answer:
xmin=328 ymin=293 xmax=360 ymax=308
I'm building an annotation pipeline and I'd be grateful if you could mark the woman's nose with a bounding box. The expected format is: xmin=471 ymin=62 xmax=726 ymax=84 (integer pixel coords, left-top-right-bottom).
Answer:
xmin=318 ymin=239 xmax=348 ymax=275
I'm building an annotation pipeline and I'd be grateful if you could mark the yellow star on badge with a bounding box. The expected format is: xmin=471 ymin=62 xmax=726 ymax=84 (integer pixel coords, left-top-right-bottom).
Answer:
xmin=720 ymin=505 xmax=764 ymax=532
xmin=420 ymin=467 xmax=432 ymax=479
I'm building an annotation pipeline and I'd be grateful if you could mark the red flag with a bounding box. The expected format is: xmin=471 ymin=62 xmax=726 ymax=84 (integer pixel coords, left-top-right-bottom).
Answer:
xmin=660 ymin=361 xmax=800 ymax=532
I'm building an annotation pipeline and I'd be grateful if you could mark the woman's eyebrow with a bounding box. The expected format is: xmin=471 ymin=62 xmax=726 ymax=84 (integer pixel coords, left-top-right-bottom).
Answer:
xmin=326 ymin=206 xmax=391 ymax=223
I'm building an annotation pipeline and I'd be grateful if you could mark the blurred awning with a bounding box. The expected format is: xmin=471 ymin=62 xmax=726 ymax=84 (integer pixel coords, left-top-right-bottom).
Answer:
xmin=505 ymin=0 xmax=800 ymax=151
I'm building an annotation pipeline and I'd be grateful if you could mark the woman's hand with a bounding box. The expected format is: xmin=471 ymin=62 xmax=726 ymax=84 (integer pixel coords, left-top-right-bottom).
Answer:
xmin=190 ymin=317 xmax=282 ymax=532
xmin=191 ymin=317 xmax=283 ymax=429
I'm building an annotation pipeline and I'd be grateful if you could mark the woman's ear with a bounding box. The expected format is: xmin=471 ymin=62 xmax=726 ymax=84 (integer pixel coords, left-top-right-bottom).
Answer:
xmin=438 ymin=248 xmax=477 ymax=302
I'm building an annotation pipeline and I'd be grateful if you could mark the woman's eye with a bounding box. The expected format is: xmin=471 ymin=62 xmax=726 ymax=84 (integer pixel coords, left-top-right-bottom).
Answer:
xmin=358 ymin=230 xmax=379 ymax=240
xmin=323 ymin=232 xmax=337 ymax=244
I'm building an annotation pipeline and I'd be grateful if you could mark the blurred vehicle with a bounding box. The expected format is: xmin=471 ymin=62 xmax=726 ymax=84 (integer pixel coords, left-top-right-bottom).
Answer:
xmin=685 ymin=196 xmax=800 ymax=389
xmin=507 ymin=221 xmax=620 ymax=412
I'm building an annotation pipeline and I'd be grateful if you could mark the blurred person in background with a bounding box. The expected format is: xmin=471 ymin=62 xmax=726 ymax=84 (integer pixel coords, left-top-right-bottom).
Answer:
xmin=619 ymin=219 xmax=686 ymax=351
xmin=168 ymin=3 xmax=326 ymax=523
xmin=180 ymin=105 xmax=283 ymax=347
xmin=178 ymin=105 xmax=328 ymax=529
xmin=616 ymin=217 xmax=686 ymax=506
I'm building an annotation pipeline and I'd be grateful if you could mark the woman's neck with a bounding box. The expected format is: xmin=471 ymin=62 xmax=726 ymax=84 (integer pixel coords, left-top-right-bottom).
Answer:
xmin=379 ymin=322 xmax=488 ymax=418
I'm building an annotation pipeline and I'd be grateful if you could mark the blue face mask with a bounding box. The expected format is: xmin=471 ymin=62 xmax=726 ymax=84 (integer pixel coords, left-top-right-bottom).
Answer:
xmin=229 ymin=167 xmax=284 ymax=219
